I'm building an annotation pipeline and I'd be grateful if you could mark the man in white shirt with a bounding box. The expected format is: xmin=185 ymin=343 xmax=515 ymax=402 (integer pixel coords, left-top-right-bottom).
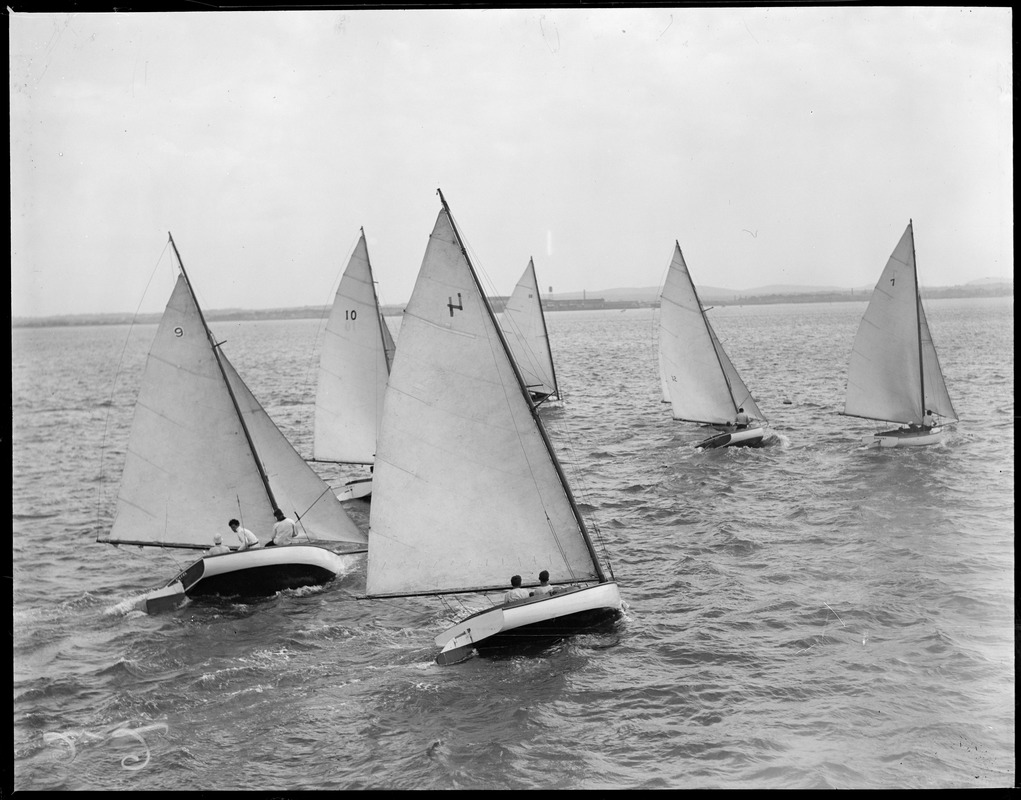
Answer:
xmin=205 ymin=533 xmax=231 ymax=556
xmin=229 ymin=518 xmax=260 ymax=550
xmin=503 ymin=574 xmax=530 ymax=605
xmin=267 ymin=509 xmax=298 ymax=547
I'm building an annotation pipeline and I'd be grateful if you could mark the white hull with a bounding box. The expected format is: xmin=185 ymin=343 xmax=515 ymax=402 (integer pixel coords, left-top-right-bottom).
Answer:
xmin=336 ymin=477 xmax=373 ymax=502
xmin=435 ymin=582 xmax=622 ymax=665
xmin=866 ymin=425 xmax=945 ymax=448
xmin=138 ymin=545 xmax=359 ymax=613
xmin=695 ymin=424 xmax=767 ymax=450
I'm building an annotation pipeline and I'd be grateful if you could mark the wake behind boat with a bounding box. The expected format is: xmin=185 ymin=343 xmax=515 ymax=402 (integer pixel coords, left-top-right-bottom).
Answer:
xmin=658 ymin=241 xmax=769 ymax=449
xmin=843 ymin=220 xmax=958 ymax=448
xmin=101 ymin=234 xmax=368 ymax=613
xmin=366 ymin=190 xmax=623 ymax=665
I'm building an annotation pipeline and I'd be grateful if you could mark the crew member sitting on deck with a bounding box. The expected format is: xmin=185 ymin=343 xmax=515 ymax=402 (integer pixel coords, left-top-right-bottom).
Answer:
xmin=921 ymin=409 xmax=935 ymax=428
xmin=504 ymin=574 xmax=530 ymax=605
xmin=734 ymin=408 xmax=750 ymax=429
xmin=206 ymin=533 xmax=231 ymax=556
xmin=531 ymin=570 xmax=553 ymax=597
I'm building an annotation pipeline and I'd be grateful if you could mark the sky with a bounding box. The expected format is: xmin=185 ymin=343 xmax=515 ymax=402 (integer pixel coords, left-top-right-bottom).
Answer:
xmin=9 ymin=7 xmax=1013 ymax=318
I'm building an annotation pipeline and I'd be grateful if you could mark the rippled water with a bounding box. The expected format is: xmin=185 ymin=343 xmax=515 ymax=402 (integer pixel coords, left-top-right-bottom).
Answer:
xmin=12 ymin=297 xmax=1014 ymax=789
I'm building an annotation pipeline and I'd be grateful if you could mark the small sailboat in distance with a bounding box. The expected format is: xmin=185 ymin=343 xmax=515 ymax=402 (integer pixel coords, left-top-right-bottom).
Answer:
xmin=843 ymin=220 xmax=958 ymax=447
xmin=366 ymin=190 xmax=623 ymax=665
xmin=658 ymin=241 xmax=768 ymax=449
xmin=100 ymin=233 xmax=368 ymax=613
xmin=501 ymin=257 xmax=562 ymax=406
xmin=313 ymin=228 xmax=394 ymax=500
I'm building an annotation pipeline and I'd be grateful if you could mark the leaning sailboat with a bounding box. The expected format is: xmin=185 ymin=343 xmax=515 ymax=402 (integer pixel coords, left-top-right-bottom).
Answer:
xmin=658 ymin=241 xmax=768 ymax=449
xmin=313 ymin=228 xmax=394 ymax=500
xmin=100 ymin=233 xmax=368 ymax=613
xmin=501 ymin=258 xmax=561 ymax=405
xmin=843 ymin=220 xmax=958 ymax=447
xmin=366 ymin=190 xmax=623 ymax=665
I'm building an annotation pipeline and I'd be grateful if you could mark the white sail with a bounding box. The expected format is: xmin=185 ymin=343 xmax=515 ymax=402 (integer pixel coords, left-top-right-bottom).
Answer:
xmin=366 ymin=203 xmax=602 ymax=598
xmin=501 ymin=258 xmax=559 ymax=401
xmin=707 ymin=319 xmax=764 ymax=421
xmin=844 ymin=221 xmax=957 ymax=425
xmin=313 ymin=230 xmax=391 ymax=464
xmin=106 ymin=275 xmax=276 ymax=549
xmin=222 ymin=356 xmax=367 ymax=544
xmin=105 ymin=271 xmax=365 ymax=550
xmin=918 ymin=298 xmax=958 ymax=422
xmin=659 ymin=242 xmax=763 ymax=424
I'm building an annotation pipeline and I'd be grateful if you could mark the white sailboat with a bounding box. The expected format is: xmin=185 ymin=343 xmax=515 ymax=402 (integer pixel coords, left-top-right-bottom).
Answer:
xmin=366 ymin=190 xmax=623 ymax=665
xmin=843 ymin=220 xmax=958 ymax=447
xmin=658 ymin=241 xmax=768 ymax=449
xmin=501 ymin=258 xmax=562 ymax=405
xmin=100 ymin=234 xmax=368 ymax=613
xmin=313 ymin=228 xmax=394 ymax=500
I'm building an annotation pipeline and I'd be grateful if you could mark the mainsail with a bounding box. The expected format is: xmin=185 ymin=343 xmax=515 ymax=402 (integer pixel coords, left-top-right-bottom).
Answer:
xmin=366 ymin=195 xmax=604 ymax=599
xmin=103 ymin=242 xmax=366 ymax=550
xmin=844 ymin=221 xmax=957 ymax=425
xmin=658 ymin=242 xmax=764 ymax=424
xmin=313 ymin=229 xmax=392 ymax=464
xmin=501 ymin=258 xmax=560 ymax=401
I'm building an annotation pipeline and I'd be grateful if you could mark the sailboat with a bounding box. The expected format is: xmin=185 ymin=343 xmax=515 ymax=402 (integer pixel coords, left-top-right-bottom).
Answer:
xmin=99 ymin=234 xmax=369 ymax=613
xmin=313 ymin=228 xmax=394 ymax=501
xmin=501 ymin=258 xmax=562 ymax=405
xmin=843 ymin=220 xmax=958 ymax=447
xmin=658 ymin=241 xmax=768 ymax=449
xmin=366 ymin=190 xmax=623 ymax=665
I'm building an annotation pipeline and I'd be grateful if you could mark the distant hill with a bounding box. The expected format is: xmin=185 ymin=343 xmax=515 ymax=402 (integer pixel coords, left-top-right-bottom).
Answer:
xmin=547 ymin=278 xmax=1013 ymax=305
xmin=12 ymin=278 xmax=1012 ymax=328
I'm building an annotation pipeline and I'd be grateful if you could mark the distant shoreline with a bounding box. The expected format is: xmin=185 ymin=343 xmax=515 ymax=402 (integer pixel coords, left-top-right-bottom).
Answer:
xmin=12 ymin=285 xmax=1012 ymax=329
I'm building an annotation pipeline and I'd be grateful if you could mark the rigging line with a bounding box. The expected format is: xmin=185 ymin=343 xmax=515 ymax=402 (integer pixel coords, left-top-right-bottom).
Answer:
xmin=98 ymin=239 xmax=174 ymax=538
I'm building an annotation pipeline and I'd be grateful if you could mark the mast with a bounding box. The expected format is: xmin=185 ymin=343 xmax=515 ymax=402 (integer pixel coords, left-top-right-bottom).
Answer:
xmin=530 ymin=257 xmax=560 ymax=400
xmin=679 ymin=241 xmax=740 ymax=418
xmin=363 ymin=226 xmax=393 ymax=373
xmin=909 ymin=219 xmax=926 ymax=420
xmin=436 ymin=189 xmax=607 ymax=582
xmin=167 ymin=232 xmax=280 ymax=514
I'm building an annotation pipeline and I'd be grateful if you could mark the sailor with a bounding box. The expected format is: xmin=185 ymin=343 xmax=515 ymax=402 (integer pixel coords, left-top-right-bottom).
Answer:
xmin=531 ymin=570 xmax=553 ymax=597
xmin=921 ymin=409 xmax=935 ymax=428
xmin=266 ymin=509 xmax=298 ymax=547
xmin=206 ymin=533 xmax=231 ymax=556
xmin=734 ymin=408 xmax=750 ymax=428
xmin=503 ymin=574 xmax=530 ymax=605
xmin=229 ymin=518 xmax=260 ymax=550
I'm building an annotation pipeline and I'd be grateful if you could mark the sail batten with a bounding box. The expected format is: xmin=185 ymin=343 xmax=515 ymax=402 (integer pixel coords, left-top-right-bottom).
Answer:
xmin=366 ymin=197 xmax=602 ymax=599
xmin=313 ymin=230 xmax=391 ymax=464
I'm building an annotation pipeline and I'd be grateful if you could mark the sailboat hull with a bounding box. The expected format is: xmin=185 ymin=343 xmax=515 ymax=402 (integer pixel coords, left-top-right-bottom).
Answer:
xmin=336 ymin=477 xmax=373 ymax=502
xmin=695 ymin=424 xmax=767 ymax=450
xmin=435 ymin=582 xmax=622 ymax=665
xmin=868 ymin=425 xmax=945 ymax=448
xmin=140 ymin=545 xmax=358 ymax=612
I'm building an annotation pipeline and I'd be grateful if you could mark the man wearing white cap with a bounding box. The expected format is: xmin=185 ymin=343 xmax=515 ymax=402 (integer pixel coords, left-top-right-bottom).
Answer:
xmin=206 ymin=533 xmax=231 ymax=556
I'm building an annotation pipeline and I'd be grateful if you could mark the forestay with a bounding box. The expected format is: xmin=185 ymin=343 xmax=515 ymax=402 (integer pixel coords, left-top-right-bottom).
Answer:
xmin=366 ymin=207 xmax=601 ymax=598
